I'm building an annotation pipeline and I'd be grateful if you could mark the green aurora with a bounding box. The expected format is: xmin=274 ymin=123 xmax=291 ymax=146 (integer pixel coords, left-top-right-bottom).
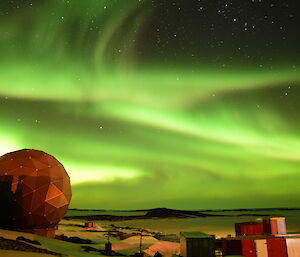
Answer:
xmin=0 ymin=0 xmax=300 ymax=209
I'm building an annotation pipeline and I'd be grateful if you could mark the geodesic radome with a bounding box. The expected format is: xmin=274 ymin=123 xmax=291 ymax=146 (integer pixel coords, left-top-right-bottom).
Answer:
xmin=0 ymin=149 xmax=71 ymax=237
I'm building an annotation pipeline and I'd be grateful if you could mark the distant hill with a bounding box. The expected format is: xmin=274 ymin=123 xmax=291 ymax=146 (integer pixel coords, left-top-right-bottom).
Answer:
xmin=65 ymin=208 xmax=218 ymax=221
xmin=65 ymin=207 xmax=275 ymax=221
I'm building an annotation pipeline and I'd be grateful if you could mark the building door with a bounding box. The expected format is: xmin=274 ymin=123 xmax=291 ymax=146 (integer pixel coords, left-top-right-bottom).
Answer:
xmin=255 ymin=240 xmax=268 ymax=257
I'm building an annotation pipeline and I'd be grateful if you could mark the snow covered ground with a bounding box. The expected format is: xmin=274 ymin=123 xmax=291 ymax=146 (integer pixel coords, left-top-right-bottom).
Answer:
xmin=1 ymin=209 xmax=300 ymax=257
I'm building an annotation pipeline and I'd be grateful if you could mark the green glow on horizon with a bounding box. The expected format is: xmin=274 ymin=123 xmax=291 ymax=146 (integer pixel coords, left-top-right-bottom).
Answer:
xmin=0 ymin=0 xmax=300 ymax=209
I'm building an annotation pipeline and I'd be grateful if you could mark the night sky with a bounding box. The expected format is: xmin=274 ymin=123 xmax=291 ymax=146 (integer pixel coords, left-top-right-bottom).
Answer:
xmin=0 ymin=0 xmax=299 ymax=210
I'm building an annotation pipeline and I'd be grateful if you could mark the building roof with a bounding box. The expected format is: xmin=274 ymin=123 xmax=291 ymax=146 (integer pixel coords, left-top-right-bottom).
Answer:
xmin=269 ymin=217 xmax=286 ymax=220
xmin=224 ymin=234 xmax=300 ymax=240
xmin=180 ymin=232 xmax=214 ymax=239
xmin=235 ymin=221 xmax=262 ymax=225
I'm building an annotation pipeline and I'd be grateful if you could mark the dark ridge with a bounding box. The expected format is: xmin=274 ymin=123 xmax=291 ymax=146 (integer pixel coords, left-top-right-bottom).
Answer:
xmin=234 ymin=214 xmax=270 ymax=217
xmin=153 ymin=233 xmax=179 ymax=243
xmin=68 ymin=208 xmax=106 ymax=211
xmin=16 ymin=236 xmax=41 ymax=245
xmin=65 ymin=215 xmax=151 ymax=221
xmin=0 ymin=236 xmax=63 ymax=256
xmin=60 ymin=223 xmax=85 ymax=228
xmin=64 ymin=207 xmax=276 ymax=221
xmin=81 ymin=245 xmax=126 ymax=256
xmin=144 ymin=208 xmax=210 ymax=218
xmin=55 ymin=234 xmax=94 ymax=244
xmin=65 ymin=208 xmax=222 ymax=221
xmin=64 ymin=207 xmax=298 ymax=221
xmin=67 ymin=207 xmax=300 ymax=213
xmin=202 ymin=207 xmax=300 ymax=212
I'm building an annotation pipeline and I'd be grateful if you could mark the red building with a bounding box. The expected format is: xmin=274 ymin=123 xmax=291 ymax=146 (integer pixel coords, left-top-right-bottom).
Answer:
xmin=263 ymin=217 xmax=287 ymax=235
xmin=84 ymin=222 xmax=102 ymax=230
xmin=222 ymin=217 xmax=300 ymax=257
xmin=235 ymin=217 xmax=286 ymax=237
xmin=235 ymin=221 xmax=264 ymax=236
xmin=222 ymin=235 xmax=291 ymax=257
